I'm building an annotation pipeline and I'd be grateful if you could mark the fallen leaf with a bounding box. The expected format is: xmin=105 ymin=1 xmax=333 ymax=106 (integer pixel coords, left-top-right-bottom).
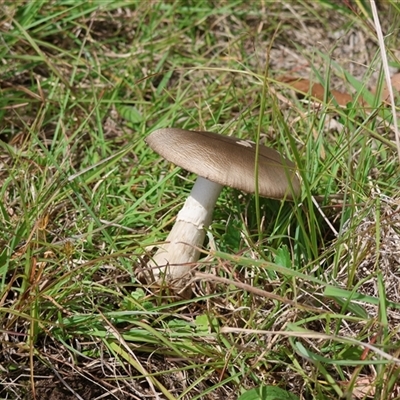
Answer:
xmin=279 ymin=76 xmax=355 ymax=106
xmin=346 ymin=376 xmax=375 ymax=399
xmin=381 ymin=72 xmax=400 ymax=102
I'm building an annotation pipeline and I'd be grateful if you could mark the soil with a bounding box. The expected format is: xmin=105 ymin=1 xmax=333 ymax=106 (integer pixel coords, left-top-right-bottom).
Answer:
xmin=1 ymin=362 xmax=133 ymax=400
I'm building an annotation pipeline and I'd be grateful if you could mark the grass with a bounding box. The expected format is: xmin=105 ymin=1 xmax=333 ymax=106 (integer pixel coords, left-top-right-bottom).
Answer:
xmin=1 ymin=1 xmax=400 ymax=399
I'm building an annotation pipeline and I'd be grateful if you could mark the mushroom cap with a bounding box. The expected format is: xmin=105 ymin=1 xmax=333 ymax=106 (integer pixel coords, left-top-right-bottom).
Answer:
xmin=146 ymin=128 xmax=301 ymax=200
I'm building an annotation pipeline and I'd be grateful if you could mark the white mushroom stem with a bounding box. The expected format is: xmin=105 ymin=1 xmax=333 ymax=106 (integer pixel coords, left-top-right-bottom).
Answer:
xmin=149 ymin=176 xmax=223 ymax=283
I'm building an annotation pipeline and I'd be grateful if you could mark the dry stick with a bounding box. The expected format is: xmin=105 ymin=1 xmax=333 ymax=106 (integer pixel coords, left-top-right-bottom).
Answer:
xmin=370 ymin=0 xmax=400 ymax=162
xmin=192 ymin=272 xmax=326 ymax=314
xmin=48 ymin=365 xmax=85 ymax=400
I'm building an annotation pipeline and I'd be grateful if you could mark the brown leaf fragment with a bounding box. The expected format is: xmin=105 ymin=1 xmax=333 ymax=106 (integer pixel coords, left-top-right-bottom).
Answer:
xmin=278 ymin=75 xmax=362 ymax=106
xmin=381 ymin=72 xmax=400 ymax=102
xmin=348 ymin=376 xmax=375 ymax=399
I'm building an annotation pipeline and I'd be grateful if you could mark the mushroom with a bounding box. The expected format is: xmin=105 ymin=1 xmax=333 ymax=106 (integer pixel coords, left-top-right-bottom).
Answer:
xmin=145 ymin=128 xmax=301 ymax=285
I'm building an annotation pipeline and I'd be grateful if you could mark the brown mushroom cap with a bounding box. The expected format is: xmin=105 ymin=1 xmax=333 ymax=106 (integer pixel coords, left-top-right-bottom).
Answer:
xmin=146 ymin=128 xmax=301 ymax=200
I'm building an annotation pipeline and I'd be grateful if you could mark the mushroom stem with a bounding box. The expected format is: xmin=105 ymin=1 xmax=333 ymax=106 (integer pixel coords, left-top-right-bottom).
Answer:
xmin=149 ymin=176 xmax=223 ymax=283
